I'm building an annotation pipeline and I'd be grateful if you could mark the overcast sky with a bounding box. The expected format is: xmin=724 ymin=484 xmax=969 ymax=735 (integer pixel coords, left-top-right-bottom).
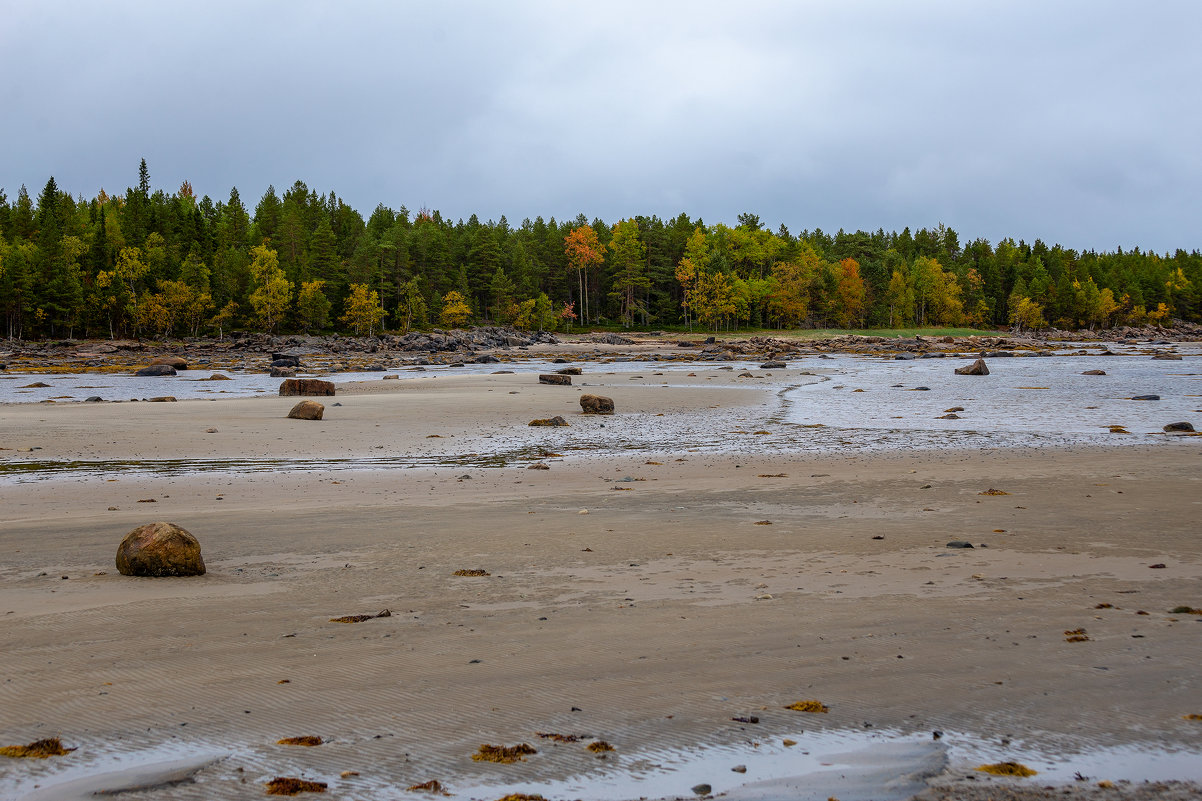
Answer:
xmin=2 ymin=1 xmax=1199 ymax=252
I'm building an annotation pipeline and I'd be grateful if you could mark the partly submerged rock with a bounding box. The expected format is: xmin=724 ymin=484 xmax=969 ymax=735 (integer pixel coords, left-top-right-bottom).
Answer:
xmin=954 ymin=358 xmax=989 ymax=376
xmin=116 ymin=522 xmax=206 ymax=577
xmin=135 ymin=364 xmax=177 ymax=377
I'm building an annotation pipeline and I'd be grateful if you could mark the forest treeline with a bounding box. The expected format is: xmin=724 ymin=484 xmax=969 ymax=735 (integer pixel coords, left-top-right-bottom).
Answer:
xmin=1 ymin=161 xmax=1198 ymax=340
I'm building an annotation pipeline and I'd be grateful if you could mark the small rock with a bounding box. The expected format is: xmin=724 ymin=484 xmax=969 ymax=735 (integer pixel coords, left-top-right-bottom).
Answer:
xmin=270 ymin=366 xmax=297 ymax=378
xmin=732 ymin=765 xmax=747 ymax=773
xmin=1131 ymin=394 xmax=1160 ymax=401
xmin=529 ymin=416 xmax=568 ymax=426
xmin=1152 ymin=353 xmax=1183 ymax=360
xmin=556 ymin=366 xmax=583 ymax=375
xmin=287 ymin=401 xmax=325 ymax=420
xmin=760 ymin=361 xmax=787 ymax=369
xmin=527 ymin=463 xmax=551 ymax=470
xmin=84 ymin=396 xmax=103 ymax=402
xmin=691 ymin=784 xmax=712 ymax=796
xmin=147 ymin=396 xmax=176 ymax=402
xmin=946 ymin=541 xmax=974 ymax=549
xmin=1082 ymin=369 xmax=1106 ymax=376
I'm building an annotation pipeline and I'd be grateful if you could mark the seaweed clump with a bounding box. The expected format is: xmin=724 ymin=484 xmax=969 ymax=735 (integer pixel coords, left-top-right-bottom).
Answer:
xmin=407 ymin=779 xmax=450 ymax=794
xmin=587 ymin=740 xmax=615 ymax=753
xmin=975 ymin=761 xmax=1037 ymax=777
xmin=1170 ymin=606 xmax=1201 ymax=615
xmin=784 ymin=700 xmax=829 ymax=713
xmin=493 ymin=795 xmax=547 ymax=801
xmin=472 ymin=743 xmax=537 ymax=763
xmin=330 ymin=609 xmax=392 ymax=623
xmin=0 ymin=737 xmax=75 ymax=758
xmin=1183 ymin=714 xmax=1202 ymax=721
xmin=1064 ymin=628 xmax=1090 ymax=642
xmin=535 ymin=732 xmax=580 ymax=743
xmin=979 ymin=488 xmax=1010 ymax=496
xmin=265 ymin=776 xmax=328 ymax=795
xmin=277 ymin=736 xmax=323 ymax=746
xmin=454 ymin=569 xmax=491 ymax=577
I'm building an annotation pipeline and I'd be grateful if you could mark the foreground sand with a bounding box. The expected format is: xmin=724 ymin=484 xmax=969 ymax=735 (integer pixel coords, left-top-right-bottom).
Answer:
xmin=1 ymin=373 xmax=1200 ymax=799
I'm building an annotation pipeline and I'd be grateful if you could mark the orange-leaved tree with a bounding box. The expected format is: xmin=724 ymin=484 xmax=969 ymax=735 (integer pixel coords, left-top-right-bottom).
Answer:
xmin=563 ymin=225 xmax=605 ymax=326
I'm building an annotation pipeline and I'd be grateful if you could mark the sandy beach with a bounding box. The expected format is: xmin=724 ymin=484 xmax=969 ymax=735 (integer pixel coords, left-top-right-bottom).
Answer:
xmin=2 ymin=367 xmax=1201 ymax=800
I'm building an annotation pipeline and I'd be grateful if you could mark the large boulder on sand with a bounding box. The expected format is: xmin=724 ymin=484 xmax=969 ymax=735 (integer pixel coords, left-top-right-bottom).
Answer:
xmin=135 ymin=364 xmax=177 ymax=377
xmin=539 ymin=374 xmax=572 ymax=385
xmin=279 ymin=378 xmax=335 ymax=396
xmin=579 ymin=394 xmax=615 ymax=415
xmin=116 ymin=522 xmax=206 ymax=577
xmin=954 ymin=359 xmax=989 ymax=376
xmin=287 ymin=400 xmax=325 ymax=420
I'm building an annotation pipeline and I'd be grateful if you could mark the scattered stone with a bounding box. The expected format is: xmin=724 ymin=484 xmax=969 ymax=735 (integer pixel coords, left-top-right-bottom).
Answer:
xmin=20 ymin=381 xmax=51 ymax=388
xmin=271 ymin=356 xmax=301 ymax=368
xmin=937 ymin=413 xmax=960 ymax=419
xmin=954 ymin=358 xmax=989 ymax=376
xmin=147 ymin=396 xmax=176 ymax=402
xmin=527 ymin=463 xmax=551 ymax=470
xmin=731 ymin=764 xmax=747 ymax=773
xmin=287 ymin=401 xmax=325 ymax=420
xmin=474 ymin=354 xmax=501 ymax=363
xmin=1082 ymin=369 xmax=1107 ymax=375
xmin=1131 ymin=394 xmax=1160 ymax=401
xmin=946 ymin=541 xmax=974 ymax=549
xmin=383 ymin=374 xmax=399 ymax=380
xmin=1164 ymin=421 xmax=1195 ymax=432
xmin=579 ymin=394 xmax=615 ymax=415
xmin=1152 ymin=353 xmax=1183 ymax=360
xmin=760 ymin=361 xmax=787 ymax=369
xmin=279 ymin=378 xmax=335 ymax=396
xmin=135 ymin=364 xmax=177 ymax=377
xmin=115 ymin=521 xmax=206 ymax=577
xmin=539 ymin=373 xmax=572 ymax=385
xmin=149 ymin=356 xmax=188 ymax=370
xmin=556 ymin=366 xmax=583 ymax=375
xmin=691 ymin=784 xmax=712 ymax=796
xmin=944 ymin=406 xmax=965 ymax=412
xmin=529 ymin=416 xmax=569 ymax=427
xmin=84 ymin=396 xmax=103 ymax=402
xmin=270 ymin=366 xmax=297 ymax=378
xmin=206 ymin=373 xmax=232 ymax=380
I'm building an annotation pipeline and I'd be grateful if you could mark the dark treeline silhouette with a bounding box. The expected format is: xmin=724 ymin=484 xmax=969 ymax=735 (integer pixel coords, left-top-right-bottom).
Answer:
xmin=1 ymin=161 xmax=1198 ymax=340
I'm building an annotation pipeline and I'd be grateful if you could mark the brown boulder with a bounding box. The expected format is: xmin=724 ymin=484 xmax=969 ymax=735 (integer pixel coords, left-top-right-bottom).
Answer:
xmin=579 ymin=394 xmax=615 ymax=415
xmin=1082 ymin=369 xmax=1107 ymax=376
xmin=287 ymin=401 xmax=325 ymax=420
xmin=279 ymin=378 xmax=335 ymax=396
xmin=556 ymin=366 xmax=583 ymax=375
xmin=116 ymin=522 xmax=206 ymax=577
xmin=954 ymin=358 xmax=989 ymax=376
xmin=270 ymin=366 xmax=297 ymax=378
xmin=539 ymin=374 xmax=572 ymax=385
xmin=149 ymin=356 xmax=188 ymax=370
xmin=135 ymin=364 xmax=177 ymax=376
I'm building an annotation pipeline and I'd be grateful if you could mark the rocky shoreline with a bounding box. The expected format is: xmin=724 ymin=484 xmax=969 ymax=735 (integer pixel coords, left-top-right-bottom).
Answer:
xmin=1 ymin=322 xmax=1198 ymax=376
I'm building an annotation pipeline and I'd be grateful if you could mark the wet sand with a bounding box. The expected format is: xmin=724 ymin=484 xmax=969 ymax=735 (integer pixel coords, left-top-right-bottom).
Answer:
xmin=1 ymin=371 xmax=1201 ymax=799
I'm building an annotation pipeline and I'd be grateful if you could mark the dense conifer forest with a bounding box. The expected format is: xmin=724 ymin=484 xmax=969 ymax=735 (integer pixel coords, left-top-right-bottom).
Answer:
xmin=1 ymin=161 xmax=1197 ymax=340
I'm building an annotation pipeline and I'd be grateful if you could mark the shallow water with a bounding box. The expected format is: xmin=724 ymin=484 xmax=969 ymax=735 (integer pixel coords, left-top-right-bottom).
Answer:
xmin=6 ymin=726 xmax=1200 ymax=801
